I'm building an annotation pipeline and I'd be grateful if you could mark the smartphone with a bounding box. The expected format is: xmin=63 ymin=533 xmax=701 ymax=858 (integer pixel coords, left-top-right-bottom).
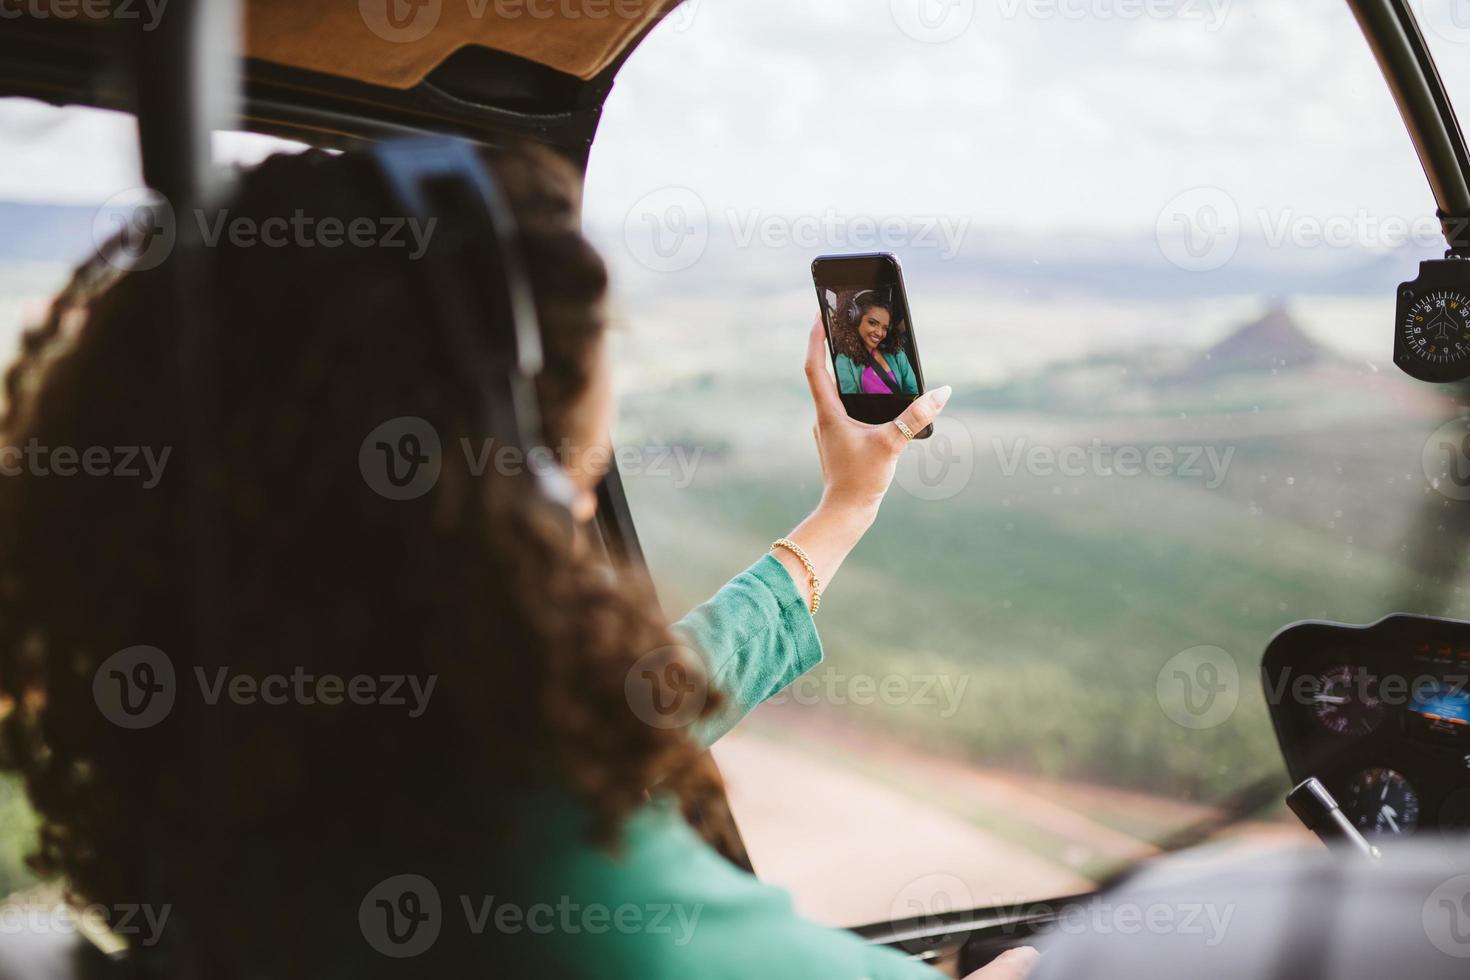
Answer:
xmin=811 ymin=252 xmax=931 ymax=438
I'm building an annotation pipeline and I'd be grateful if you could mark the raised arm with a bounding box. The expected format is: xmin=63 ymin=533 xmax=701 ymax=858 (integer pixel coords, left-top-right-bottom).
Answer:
xmin=674 ymin=318 xmax=951 ymax=747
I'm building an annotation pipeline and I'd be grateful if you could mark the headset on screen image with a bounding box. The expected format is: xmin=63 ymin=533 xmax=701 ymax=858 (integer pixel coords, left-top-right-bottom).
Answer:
xmin=822 ymin=286 xmax=903 ymax=330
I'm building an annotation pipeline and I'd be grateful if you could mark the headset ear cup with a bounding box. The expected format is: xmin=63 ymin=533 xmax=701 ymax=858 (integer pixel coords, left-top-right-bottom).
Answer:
xmin=847 ymin=288 xmax=870 ymax=328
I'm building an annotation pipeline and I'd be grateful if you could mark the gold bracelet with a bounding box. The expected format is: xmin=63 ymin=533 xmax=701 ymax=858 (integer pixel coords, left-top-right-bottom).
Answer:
xmin=771 ymin=537 xmax=822 ymax=615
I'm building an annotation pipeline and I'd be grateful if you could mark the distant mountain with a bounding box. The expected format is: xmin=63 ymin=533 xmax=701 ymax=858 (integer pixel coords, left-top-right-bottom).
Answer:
xmin=953 ymin=302 xmax=1403 ymax=417
xmin=1182 ymin=305 xmax=1326 ymax=380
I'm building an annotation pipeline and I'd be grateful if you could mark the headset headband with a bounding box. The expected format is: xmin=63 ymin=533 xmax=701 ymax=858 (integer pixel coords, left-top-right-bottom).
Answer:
xmin=368 ymin=137 xmax=577 ymax=516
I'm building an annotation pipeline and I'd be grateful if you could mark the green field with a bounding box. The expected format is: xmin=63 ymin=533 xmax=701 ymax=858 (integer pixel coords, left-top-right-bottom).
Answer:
xmin=1 ymin=347 xmax=1461 ymax=899
xmin=619 ymin=359 xmax=1461 ymax=814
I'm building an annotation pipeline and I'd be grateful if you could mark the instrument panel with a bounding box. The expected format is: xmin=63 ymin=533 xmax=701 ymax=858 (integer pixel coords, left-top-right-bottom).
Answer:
xmin=1263 ymin=615 xmax=1470 ymax=840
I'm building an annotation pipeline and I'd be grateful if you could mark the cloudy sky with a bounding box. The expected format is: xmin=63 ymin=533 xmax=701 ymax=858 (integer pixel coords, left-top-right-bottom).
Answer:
xmin=0 ymin=0 xmax=1467 ymax=252
xmin=585 ymin=0 xmax=1468 ymax=236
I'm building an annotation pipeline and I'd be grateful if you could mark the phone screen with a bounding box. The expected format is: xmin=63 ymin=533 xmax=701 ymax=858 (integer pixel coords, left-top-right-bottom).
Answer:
xmin=811 ymin=252 xmax=930 ymax=437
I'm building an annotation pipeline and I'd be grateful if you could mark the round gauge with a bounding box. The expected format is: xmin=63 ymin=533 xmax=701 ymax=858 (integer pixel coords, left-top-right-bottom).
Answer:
xmin=1401 ymin=291 xmax=1470 ymax=364
xmin=1309 ymin=665 xmax=1384 ymax=736
xmin=1343 ymin=767 xmax=1420 ymax=836
xmin=1438 ymin=787 xmax=1470 ymax=838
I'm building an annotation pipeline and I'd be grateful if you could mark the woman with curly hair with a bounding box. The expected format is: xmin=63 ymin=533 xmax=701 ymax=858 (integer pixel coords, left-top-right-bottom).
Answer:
xmin=0 ymin=144 xmax=1030 ymax=979
xmin=831 ymin=289 xmax=920 ymax=396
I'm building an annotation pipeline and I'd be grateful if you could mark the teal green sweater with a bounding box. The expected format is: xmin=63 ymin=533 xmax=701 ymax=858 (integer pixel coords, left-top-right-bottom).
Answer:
xmin=496 ymin=556 xmax=941 ymax=978
xmin=834 ymin=350 xmax=919 ymax=396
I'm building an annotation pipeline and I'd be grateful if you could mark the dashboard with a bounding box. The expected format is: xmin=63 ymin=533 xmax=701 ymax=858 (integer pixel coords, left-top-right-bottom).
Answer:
xmin=1263 ymin=615 xmax=1470 ymax=841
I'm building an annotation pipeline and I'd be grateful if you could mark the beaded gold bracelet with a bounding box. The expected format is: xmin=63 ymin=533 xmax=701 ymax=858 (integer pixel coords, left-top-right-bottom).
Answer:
xmin=771 ymin=537 xmax=822 ymax=615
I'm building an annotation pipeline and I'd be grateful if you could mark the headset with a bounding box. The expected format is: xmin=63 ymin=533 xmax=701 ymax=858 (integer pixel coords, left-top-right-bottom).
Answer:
xmin=845 ymin=287 xmax=883 ymax=328
xmin=367 ymin=137 xmax=578 ymax=520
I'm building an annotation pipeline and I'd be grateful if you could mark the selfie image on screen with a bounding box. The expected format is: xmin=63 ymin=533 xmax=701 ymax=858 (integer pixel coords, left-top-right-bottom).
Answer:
xmin=821 ymin=285 xmax=920 ymax=396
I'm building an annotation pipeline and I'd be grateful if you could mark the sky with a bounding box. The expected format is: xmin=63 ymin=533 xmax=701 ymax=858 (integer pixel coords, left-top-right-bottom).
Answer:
xmin=0 ymin=0 xmax=1465 ymax=237
xmin=3 ymin=0 xmax=1470 ymax=374
xmin=583 ymin=0 xmax=1470 ymax=237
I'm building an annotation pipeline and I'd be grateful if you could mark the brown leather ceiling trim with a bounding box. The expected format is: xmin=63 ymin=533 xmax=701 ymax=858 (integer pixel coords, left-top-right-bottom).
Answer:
xmin=246 ymin=0 xmax=676 ymax=88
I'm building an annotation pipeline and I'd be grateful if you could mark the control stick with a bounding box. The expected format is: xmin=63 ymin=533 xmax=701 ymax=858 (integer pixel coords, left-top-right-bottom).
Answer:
xmin=1286 ymin=777 xmax=1381 ymax=860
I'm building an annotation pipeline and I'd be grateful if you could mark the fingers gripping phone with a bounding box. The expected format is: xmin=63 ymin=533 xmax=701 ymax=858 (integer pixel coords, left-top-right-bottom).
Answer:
xmin=812 ymin=252 xmax=932 ymax=438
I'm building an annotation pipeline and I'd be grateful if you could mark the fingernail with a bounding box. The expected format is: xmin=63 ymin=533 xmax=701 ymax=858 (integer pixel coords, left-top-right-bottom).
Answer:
xmin=932 ymin=384 xmax=953 ymax=407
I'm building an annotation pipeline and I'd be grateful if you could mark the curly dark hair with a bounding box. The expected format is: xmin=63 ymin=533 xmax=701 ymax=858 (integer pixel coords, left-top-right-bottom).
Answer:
xmin=0 ymin=144 xmax=725 ymax=973
xmin=829 ymin=288 xmax=908 ymax=370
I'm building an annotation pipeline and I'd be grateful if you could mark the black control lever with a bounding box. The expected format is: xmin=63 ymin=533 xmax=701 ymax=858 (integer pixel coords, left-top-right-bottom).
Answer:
xmin=1286 ymin=778 xmax=1381 ymax=860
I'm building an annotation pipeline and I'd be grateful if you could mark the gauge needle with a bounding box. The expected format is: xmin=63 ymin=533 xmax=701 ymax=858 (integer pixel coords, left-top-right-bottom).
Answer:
xmin=1381 ymin=806 xmax=1400 ymax=834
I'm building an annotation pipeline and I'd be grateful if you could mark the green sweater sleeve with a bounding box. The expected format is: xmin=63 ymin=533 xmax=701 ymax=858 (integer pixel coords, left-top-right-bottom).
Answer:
xmin=673 ymin=554 xmax=823 ymax=748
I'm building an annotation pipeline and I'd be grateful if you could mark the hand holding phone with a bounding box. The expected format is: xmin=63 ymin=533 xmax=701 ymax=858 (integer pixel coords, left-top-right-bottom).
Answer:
xmin=812 ymin=251 xmax=931 ymax=437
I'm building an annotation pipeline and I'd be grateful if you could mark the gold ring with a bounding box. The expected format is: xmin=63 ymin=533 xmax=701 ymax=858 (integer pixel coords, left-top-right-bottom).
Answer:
xmin=894 ymin=418 xmax=915 ymax=441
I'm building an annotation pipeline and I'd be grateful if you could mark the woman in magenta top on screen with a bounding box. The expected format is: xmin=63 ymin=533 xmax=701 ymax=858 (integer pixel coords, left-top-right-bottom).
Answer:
xmin=831 ymin=291 xmax=920 ymax=396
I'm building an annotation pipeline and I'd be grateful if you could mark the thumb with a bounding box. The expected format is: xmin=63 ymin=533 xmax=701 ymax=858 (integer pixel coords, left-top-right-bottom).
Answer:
xmin=894 ymin=384 xmax=952 ymax=438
